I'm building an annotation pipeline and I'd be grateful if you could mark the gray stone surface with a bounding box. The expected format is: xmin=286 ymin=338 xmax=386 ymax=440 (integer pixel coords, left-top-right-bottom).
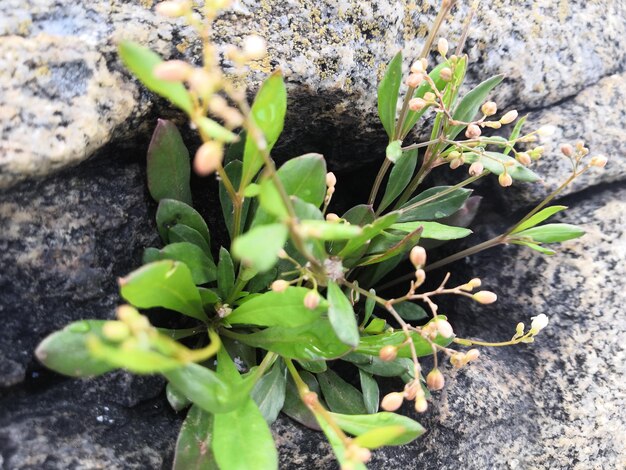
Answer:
xmin=1 ymin=0 xmax=625 ymax=188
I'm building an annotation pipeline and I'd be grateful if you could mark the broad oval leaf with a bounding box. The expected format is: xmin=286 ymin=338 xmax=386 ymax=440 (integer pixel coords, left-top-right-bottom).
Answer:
xmin=173 ymin=404 xmax=218 ymax=470
xmin=232 ymin=223 xmax=288 ymax=272
xmin=357 ymin=329 xmax=452 ymax=358
xmin=251 ymin=360 xmax=287 ymax=425
xmin=143 ymin=242 xmax=216 ymax=285
xmin=147 ymin=119 xmax=192 ymax=205
xmin=317 ymin=369 xmax=367 ymax=415
xmin=277 ymin=153 xmax=327 ymax=207
xmin=164 ymin=363 xmax=233 ymax=414
xmin=156 ymin=199 xmax=211 ymax=245
xmin=377 ymin=51 xmax=403 ymax=139
xmin=399 ymin=186 xmax=472 ymax=222
xmin=331 ymin=412 xmax=425 ymax=446
xmin=168 ymin=224 xmax=212 ymax=257
xmin=119 ymin=260 xmax=207 ymax=322
xmin=327 ymin=281 xmax=360 ymax=348
xmin=354 ymin=425 xmax=408 ymax=449
xmin=393 ymin=301 xmax=428 ymax=321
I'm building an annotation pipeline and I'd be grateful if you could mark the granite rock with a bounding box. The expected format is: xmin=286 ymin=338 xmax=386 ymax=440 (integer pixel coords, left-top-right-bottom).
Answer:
xmin=1 ymin=0 xmax=626 ymax=188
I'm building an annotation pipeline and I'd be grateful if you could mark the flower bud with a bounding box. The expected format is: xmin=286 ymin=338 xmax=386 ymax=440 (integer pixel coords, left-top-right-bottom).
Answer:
xmin=102 ymin=321 xmax=131 ymax=342
xmin=188 ymin=68 xmax=216 ymax=97
xmin=448 ymin=150 xmax=461 ymax=160
xmin=434 ymin=319 xmax=454 ymax=338
xmin=426 ymin=368 xmax=445 ymax=391
xmin=414 ymin=268 xmax=426 ymax=285
xmin=409 ymin=97 xmax=427 ymax=111
xmin=465 ymin=123 xmax=481 ymax=139
xmin=469 ymin=161 xmax=484 ymax=176
xmin=381 ymin=392 xmax=404 ymax=411
xmin=409 ymin=246 xmax=427 ymax=268
xmin=450 ymin=353 xmax=464 ymax=368
xmin=449 ymin=157 xmax=464 ymax=170
xmin=326 ymin=172 xmax=337 ymax=188
xmin=530 ymin=313 xmax=549 ymax=334
xmin=379 ymin=345 xmax=398 ymax=362
xmin=406 ymin=73 xmax=424 ymax=88
xmin=516 ymin=152 xmax=531 ymax=166
xmin=410 ymin=60 xmax=425 ymax=73
xmin=536 ymin=125 xmax=556 ymax=137
xmin=420 ymin=58 xmax=429 ymax=70
xmin=325 ymin=213 xmax=340 ymax=222
xmin=242 ymin=35 xmax=267 ymax=60
xmin=437 ymin=37 xmax=449 ymax=56
xmin=500 ymin=110 xmax=519 ymax=125
xmin=303 ymin=290 xmax=320 ymax=310
xmin=156 ymin=1 xmax=189 ymax=17
xmin=560 ymin=144 xmax=574 ymax=157
xmin=423 ymin=92 xmax=436 ymax=102
xmin=590 ymin=155 xmax=608 ymax=168
xmin=271 ymin=280 xmax=289 ymax=292
xmin=483 ymin=121 xmax=502 ymax=129
xmin=481 ymin=101 xmax=497 ymax=116
xmin=498 ymin=172 xmax=513 ymax=187
xmin=440 ymin=67 xmax=452 ymax=82
xmin=153 ymin=60 xmax=192 ymax=82
xmin=465 ymin=348 xmax=480 ymax=362
xmin=515 ymin=322 xmax=525 ymax=336
xmin=414 ymin=397 xmax=428 ymax=413
xmin=472 ymin=290 xmax=498 ymax=304
xmin=469 ymin=278 xmax=481 ymax=288
xmin=194 ymin=141 xmax=224 ymax=176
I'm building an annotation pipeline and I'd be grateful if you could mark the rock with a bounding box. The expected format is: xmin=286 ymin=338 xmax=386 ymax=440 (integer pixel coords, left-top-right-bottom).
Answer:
xmin=1 ymin=0 xmax=625 ymax=188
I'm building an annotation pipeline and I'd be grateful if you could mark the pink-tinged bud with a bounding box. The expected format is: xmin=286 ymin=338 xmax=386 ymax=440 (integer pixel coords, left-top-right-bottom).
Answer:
xmin=410 ymin=60 xmax=425 ymax=74
xmin=423 ymin=92 xmax=436 ymax=102
xmin=437 ymin=37 xmax=449 ymax=56
xmin=481 ymin=101 xmax=497 ymax=116
xmin=465 ymin=124 xmax=481 ymax=139
xmin=156 ymin=1 xmax=188 ymax=17
xmin=153 ymin=60 xmax=192 ymax=82
xmin=434 ymin=319 xmax=454 ymax=338
xmin=560 ymin=144 xmax=574 ymax=157
xmin=516 ymin=152 xmax=532 ymax=165
xmin=242 ymin=35 xmax=267 ymax=60
xmin=469 ymin=161 xmax=484 ymax=176
xmin=302 ymin=391 xmax=318 ymax=407
xmin=303 ymin=290 xmax=320 ymax=310
xmin=450 ymin=353 xmax=464 ymax=368
xmin=188 ymin=68 xmax=215 ymax=97
xmin=449 ymin=157 xmax=464 ymax=170
xmin=590 ymin=155 xmax=608 ymax=168
xmin=409 ymin=97 xmax=427 ymax=111
xmin=326 ymin=172 xmax=337 ymax=188
xmin=379 ymin=345 xmax=398 ymax=362
xmin=465 ymin=349 xmax=480 ymax=362
xmin=409 ymin=246 xmax=427 ymax=268
xmin=194 ymin=141 xmax=224 ymax=176
xmin=500 ymin=110 xmax=519 ymax=125
xmin=414 ymin=269 xmax=426 ymax=285
xmin=426 ymin=368 xmax=445 ymax=391
xmin=473 ymin=290 xmax=498 ymax=304
xmin=381 ymin=392 xmax=404 ymax=411
xmin=440 ymin=67 xmax=452 ymax=82
xmin=420 ymin=58 xmax=429 ymax=70
xmin=271 ymin=280 xmax=289 ymax=292
xmin=403 ymin=381 xmax=419 ymax=400
xmin=498 ymin=172 xmax=513 ymax=187
xmin=325 ymin=213 xmax=340 ymax=222
xmin=414 ymin=397 xmax=428 ymax=413
xmin=406 ymin=73 xmax=424 ymax=88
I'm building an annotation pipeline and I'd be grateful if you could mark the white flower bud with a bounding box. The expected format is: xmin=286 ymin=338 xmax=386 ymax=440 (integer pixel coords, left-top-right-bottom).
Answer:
xmin=465 ymin=123 xmax=481 ymax=139
xmin=381 ymin=392 xmax=404 ymax=411
xmin=414 ymin=269 xmax=426 ymax=285
xmin=414 ymin=397 xmax=428 ymax=413
xmin=325 ymin=213 xmax=340 ymax=222
xmin=498 ymin=172 xmax=513 ymax=187
xmin=465 ymin=349 xmax=480 ymax=362
xmin=530 ymin=314 xmax=549 ymax=334
xmin=153 ymin=60 xmax=192 ymax=82
xmin=434 ymin=319 xmax=454 ymax=338
xmin=437 ymin=37 xmax=449 ymax=56
xmin=194 ymin=141 xmax=224 ymax=176
xmin=590 ymin=155 xmax=608 ymax=168
xmin=326 ymin=172 xmax=337 ymax=188
xmin=271 ymin=280 xmax=289 ymax=292
xmin=500 ymin=110 xmax=519 ymax=125
xmin=410 ymin=60 xmax=425 ymax=73
xmin=472 ymin=290 xmax=498 ymax=304
xmin=409 ymin=246 xmax=427 ymax=268
xmin=481 ymin=101 xmax=497 ymax=116
xmin=469 ymin=161 xmax=484 ymax=176
xmin=423 ymin=92 xmax=436 ymax=102
xmin=560 ymin=144 xmax=574 ymax=157
xmin=406 ymin=73 xmax=424 ymax=88
xmin=242 ymin=35 xmax=267 ymax=60
xmin=515 ymin=322 xmax=525 ymax=336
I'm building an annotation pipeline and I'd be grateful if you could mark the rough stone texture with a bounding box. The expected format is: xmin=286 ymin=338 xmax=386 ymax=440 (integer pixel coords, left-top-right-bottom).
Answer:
xmin=1 ymin=0 xmax=626 ymax=188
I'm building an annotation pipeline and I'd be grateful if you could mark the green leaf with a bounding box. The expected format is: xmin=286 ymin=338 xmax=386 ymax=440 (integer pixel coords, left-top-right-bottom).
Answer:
xmin=379 ymin=148 xmax=418 ymax=212
xmin=385 ymin=140 xmax=403 ymax=163
xmin=241 ymin=72 xmax=287 ymax=187
xmin=217 ymin=247 xmax=235 ymax=300
xmin=510 ymin=240 xmax=556 ymax=255
xmin=317 ymin=369 xmax=367 ymax=415
xmin=168 ymin=224 xmax=212 ymax=257
xmin=118 ymin=41 xmax=192 ymax=113
xmin=166 ymin=382 xmax=192 ymax=412
xmin=359 ymin=370 xmax=379 ymax=414
xmin=299 ymin=220 xmax=362 ymax=240
xmin=232 ymin=223 xmax=288 ymax=272
xmin=143 ymin=242 xmax=216 ymax=285
xmin=119 ymin=260 xmax=207 ymax=322
xmin=357 ymin=329 xmax=452 ymax=358
xmin=448 ymin=74 xmax=504 ymax=140
xmin=399 ymin=186 xmax=472 ymax=222
xmin=355 ymin=356 xmax=412 ymax=378
xmin=297 ymin=359 xmax=327 ymax=373
xmin=377 ymin=51 xmax=403 ymax=139
xmin=147 ymin=119 xmax=192 ymax=205
xmin=363 ymin=318 xmax=386 ymax=335
xmin=503 ymin=114 xmax=528 ymax=155
xmin=357 ymin=227 xmax=423 ymax=266
xmin=227 ymin=287 xmax=325 ymax=328
xmin=363 ymin=290 xmax=376 ymax=327
xmin=394 ymin=301 xmax=428 ymax=321
xmin=463 ymin=151 xmax=540 ymax=182
xmin=258 ymin=178 xmax=289 ymax=219
xmin=35 ymin=320 xmax=116 ymax=377
xmin=164 ymin=363 xmax=232 ymax=414
xmin=342 ymin=205 xmax=376 ymax=226
xmin=277 ymin=153 xmax=327 ymax=207
xmin=354 ymin=426 xmax=408 ymax=449
xmin=512 ymin=223 xmax=585 ymax=243
xmin=156 ymin=199 xmax=211 ymax=245
xmin=326 ymin=281 xmax=360 ymax=348
xmin=337 ymin=211 xmax=400 ymax=258
xmin=212 ymin=397 xmax=278 ymax=470
xmin=173 ymin=405 xmax=218 ymax=470
xmin=251 ymin=360 xmax=287 ymax=425
xmin=198 ymin=287 xmax=221 ymax=307
xmin=331 ymin=412 xmax=425 ymax=446
xmin=316 ymin=416 xmax=367 ymax=470
xmin=196 ymin=116 xmax=239 ymax=143
xmin=510 ymin=206 xmax=568 ymax=234
xmin=389 ymin=221 xmax=472 ymax=240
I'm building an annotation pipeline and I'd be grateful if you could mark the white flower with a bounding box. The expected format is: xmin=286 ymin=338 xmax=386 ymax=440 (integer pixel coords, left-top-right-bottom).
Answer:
xmin=530 ymin=314 xmax=549 ymax=334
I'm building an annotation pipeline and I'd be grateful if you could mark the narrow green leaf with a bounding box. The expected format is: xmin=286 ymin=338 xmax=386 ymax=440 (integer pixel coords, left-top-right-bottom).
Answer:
xmin=359 ymin=370 xmax=379 ymax=414
xmin=377 ymin=51 xmax=403 ymax=139
xmin=156 ymin=199 xmax=211 ymax=245
xmin=143 ymin=242 xmax=216 ymax=285
xmin=510 ymin=206 xmax=568 ymax=234
xmin=227 ymin=287 xmax=325 ymax=328
xmin=196 ymin=116 xmax=238 ymax=143
xmin=251 ymin=360 xmax=287 ymax=425
xmin=232 ymin=223 xmax=288 ymax=272
xmin=168 ymin=224 xmax=212 ymax=257
xmin=119 ymin=260 xmax=207 ymax=322
xmin=463 ymin=151 xmax=540 ymax=182
xmin=35 ymin=320 xmax=116 ymax=377
xmin=354 ymin=425 xmax=411 ymax=449
xmin=512 ymin=223 xmax=585 ymax=243
xmin=363 ymin=290 xmax=376 ymax=327
xmin=164 ymin=363 xmax=233 ymax=414
xmin=337 ymin=211 xmax=400 ymax=258
xmin=241 ymin=72 xmax=287 ymax=187
xmin=297 ymin=360 xmax=327 ymax=373
xmin=448 ymin=74 xmax=504 ymax=140
xmin=217 ymin=247 xmax=235 ymax=300
xmin=118 ymin=41 xmax=192 ymax=113
xmin=389 ymin=221 xmax=472 ymax=240
xmin=379 ymin=148 xmax=418 ymax=212
xmin=399 ymin=186 xmax=472 ymax=222
xmin=331 ymin=412 xmax=425 ymax=446
xmin=357 ymin=227 xmax=423 ymax=266
xmin=327 ymin=282 xmax=360 ymax=348
xmin=510 ymin=240 xmax=556 ymax=255
xmin=355 ymin=356 xmax=412 ymax=378
xmin=167 ymin=382 xmax=192 ymax=412
xmin=277 ymin=153 xmax=327 ymax=207
xmin=299 ymin=220 xmax=362 ymax=240
xmin=317 ymin=369 xmax=367 ymax=415
xmin=173 ymin=405 xmax=218 ymax=470
xmin=357 ymin=329 xmax=452 ymax=358
xmin=363 ymin=318 xmax=386 ymax=335
xmin=394 ymin=301 xmax=428 ymax=321
xmin=147 ymin=119 xmax=192 ymax=205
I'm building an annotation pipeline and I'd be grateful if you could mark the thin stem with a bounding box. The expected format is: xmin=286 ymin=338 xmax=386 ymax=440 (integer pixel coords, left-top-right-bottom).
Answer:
xmin=368 ymin=158 xmax=391 ymax=206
